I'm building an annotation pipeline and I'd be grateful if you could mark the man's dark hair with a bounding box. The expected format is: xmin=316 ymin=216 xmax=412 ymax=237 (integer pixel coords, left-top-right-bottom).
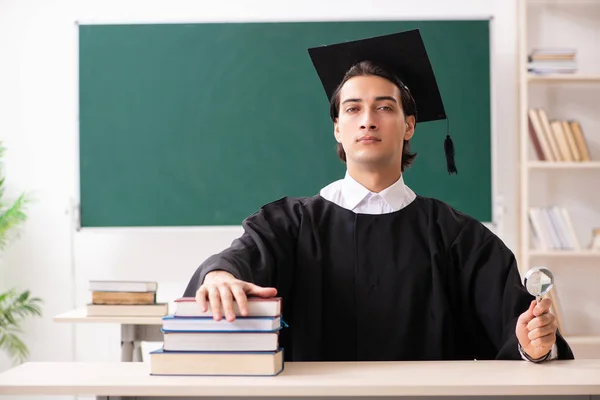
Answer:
xmin=329 ymin=60 xmax=417 ymax=171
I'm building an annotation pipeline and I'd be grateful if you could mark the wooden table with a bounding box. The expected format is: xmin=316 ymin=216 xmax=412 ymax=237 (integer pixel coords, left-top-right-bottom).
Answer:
xmin=0 ymin=359 xmax=599 ymax=399
xmin=53 ymin=308 xmax=163 ymax=362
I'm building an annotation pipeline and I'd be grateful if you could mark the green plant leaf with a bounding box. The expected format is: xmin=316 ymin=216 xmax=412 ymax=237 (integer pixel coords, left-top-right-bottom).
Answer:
xmin=0 ymin=288 xmax=43 ymax=363
xmin=4 ymin=310 xmax=16 ymax=325
xmin=0 ymin=331 xmax=28 ymax=363
xmin=0 ymin=145 xmax=41 ymax=364
xmin=0 ymin=178 xmax=6 ymax=205
xmin=0 ymin=288 xmax=13 ymax=305
xmin=0 ymin=193 xmax=29 ymax=251
xmin=17 ymin=290 xmax=30 ymax=302
xmin=22 ymin=304 xmax=42 ymax=317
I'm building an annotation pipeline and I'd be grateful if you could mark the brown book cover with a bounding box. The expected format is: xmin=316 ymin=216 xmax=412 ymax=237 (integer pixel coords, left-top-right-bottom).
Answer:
xmin=569 ymin=120 xmax=592 ymax=161
xmin=550 ymin=121 xmax=573 ymax=161
xmin=92 ymin=291 xmax=156 ymax=305
xmin=537 ymin=109 xmax=561 ymax=161
xmin=561 ymin=120 xmax=581 ymax=161
xmin=527 ymin=109 xmax=546 ymax=160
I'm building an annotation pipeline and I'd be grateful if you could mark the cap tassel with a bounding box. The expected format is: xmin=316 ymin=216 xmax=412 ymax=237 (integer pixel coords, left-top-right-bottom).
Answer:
xmin=444 ymin=118 xmax=457 ymax=174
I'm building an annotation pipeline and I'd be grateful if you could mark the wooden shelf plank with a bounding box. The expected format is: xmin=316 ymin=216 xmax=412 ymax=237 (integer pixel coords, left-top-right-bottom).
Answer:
xmin=528 ymin=161 xmax=600 ymax=169
xmin=529 ymin=250 xmax=600 ymax=257
xmin=566 ymin=335 xmax=600 ymax=344
xmin=528 ymin=74 xmax=600 ymax=83
xmin=527 ymin=0 xmax=600 ymax=4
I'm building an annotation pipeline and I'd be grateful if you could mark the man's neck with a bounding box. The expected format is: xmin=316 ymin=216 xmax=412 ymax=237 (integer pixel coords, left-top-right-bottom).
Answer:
xmin=347 ymin=165 xmax=402 ymax=193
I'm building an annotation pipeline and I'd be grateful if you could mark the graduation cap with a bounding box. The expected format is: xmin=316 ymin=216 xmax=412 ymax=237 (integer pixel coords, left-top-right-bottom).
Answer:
xmin=307 ymin=29 xmax=457 ymax=174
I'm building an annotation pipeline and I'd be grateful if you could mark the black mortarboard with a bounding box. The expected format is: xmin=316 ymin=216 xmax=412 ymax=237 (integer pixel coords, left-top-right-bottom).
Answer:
xmin=307 ymin=29 xmax=457 ymax=174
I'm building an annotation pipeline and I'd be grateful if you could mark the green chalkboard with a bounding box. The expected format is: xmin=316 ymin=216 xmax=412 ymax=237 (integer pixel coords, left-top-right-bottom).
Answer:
xmin=78 ymin=20 xmax=491 ymax=227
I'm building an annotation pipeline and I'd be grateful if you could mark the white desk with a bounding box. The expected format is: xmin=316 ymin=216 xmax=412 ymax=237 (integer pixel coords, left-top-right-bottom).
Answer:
xmin=0 ymin=360 xmax=599 ymax=399
xmin=53 ymin=308 xmax=163 ymax=362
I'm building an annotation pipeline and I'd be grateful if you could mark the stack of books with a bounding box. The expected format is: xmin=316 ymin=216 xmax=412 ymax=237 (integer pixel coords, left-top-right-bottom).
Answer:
xmin=150 ymin=297 xmax=284 ymax=376
xmin=86 ymin=280 xmax=168 ymax=317
xmin=528 ymin=48 xmax=577 ymax=74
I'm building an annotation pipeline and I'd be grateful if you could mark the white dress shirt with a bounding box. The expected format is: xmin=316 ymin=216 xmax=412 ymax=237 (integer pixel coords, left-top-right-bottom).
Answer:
xmin=319 ymin=172 xmax=416 ymax=214
xmin=319 ymin=171 xmax=557 ymax=362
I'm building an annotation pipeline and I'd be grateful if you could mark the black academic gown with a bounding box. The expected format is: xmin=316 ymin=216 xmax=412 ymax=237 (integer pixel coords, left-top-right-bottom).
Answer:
xmin=183 ymin=195 xmax=574 ymax=362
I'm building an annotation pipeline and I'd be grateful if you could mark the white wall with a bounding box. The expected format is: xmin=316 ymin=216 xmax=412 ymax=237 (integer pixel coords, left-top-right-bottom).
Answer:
xmin=0 ymin=0 xmax=519 ymax=398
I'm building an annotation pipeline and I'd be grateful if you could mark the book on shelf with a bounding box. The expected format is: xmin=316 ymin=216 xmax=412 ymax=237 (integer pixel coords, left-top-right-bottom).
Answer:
xmin=528 ymin=48 xmax=577 ymax=74
xmin=151 ymin=296 xmax=285 ymax=376
xmin=86 ymin=280 xmax=165 ymax=316
xmin=528 ymin=206 xmax=581 ymax=251
xmin=528 ymin=108 xmax=592 ymax=162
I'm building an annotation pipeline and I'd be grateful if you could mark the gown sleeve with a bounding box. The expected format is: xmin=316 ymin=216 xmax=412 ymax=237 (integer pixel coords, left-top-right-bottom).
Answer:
xmin=182 ymin=197 xmax=302 ymax=297
xmin=450 ymin=218 xmax=574 ymax=360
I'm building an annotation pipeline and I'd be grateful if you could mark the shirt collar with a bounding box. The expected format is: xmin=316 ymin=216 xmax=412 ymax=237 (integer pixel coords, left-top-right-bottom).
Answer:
xmin=341 ymin=172 xmax=413 ymax=211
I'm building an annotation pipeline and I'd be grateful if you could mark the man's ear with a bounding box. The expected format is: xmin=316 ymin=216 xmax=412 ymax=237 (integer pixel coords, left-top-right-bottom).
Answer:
xmin=404 ymin=115 xmax=416 ymax=140
xmin=334 ymin=119 xmax=342 ymax=143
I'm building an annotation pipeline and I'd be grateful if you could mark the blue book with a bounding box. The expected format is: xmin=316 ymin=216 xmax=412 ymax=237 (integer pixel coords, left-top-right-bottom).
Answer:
xmin=162 ymin=315 xmax=281 ymax=332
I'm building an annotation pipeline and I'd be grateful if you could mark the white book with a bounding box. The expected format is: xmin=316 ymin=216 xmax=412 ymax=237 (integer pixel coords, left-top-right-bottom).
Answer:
xmin=150 ymin=348 xmax=284 ymax=376
xmin=89 ymin=280 xmax=157 ymax=293
xmin=550 ymin=206 xmax=571 ymax=250
xmin=533 ymin=208 xmax=555 ymax=250
xmin=559 ymin=207 xmax=581 ymax=250
xmin=86 ymin=303 xmax=168 ymax=317
xmin=163 ymin=331 xmax=279 ymax=352
xmin=528 ymin=208 xmax=548 ymax=250
xmin=531 ymin=48 xmax=577 ymax=55
xmin=542 ymin=207 xmax=562 ymax=250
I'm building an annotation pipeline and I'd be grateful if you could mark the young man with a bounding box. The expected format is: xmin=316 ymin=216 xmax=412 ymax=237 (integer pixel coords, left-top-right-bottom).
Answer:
xmin=183 ymin=29 xmax=573 ymax=362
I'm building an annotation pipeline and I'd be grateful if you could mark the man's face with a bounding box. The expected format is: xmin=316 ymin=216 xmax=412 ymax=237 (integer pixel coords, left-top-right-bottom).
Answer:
xmin=334 ymin=75 xmax=415 ymax=169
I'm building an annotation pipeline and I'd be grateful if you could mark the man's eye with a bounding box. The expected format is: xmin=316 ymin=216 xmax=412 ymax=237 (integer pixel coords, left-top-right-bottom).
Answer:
xmin=379 ymin=106 xmax=392 ymax=111
xmin=346 ymin=107 xmax=358 ymax=112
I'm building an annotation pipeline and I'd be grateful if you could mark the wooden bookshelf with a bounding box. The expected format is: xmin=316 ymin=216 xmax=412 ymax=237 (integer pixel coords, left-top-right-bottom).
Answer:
xmin=518 ymin=0 xmax=600 ymax=355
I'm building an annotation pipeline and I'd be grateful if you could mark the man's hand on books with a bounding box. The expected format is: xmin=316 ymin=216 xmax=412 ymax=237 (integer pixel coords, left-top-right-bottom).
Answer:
xmin=197 ymin=270 xmax=277 ymax=322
